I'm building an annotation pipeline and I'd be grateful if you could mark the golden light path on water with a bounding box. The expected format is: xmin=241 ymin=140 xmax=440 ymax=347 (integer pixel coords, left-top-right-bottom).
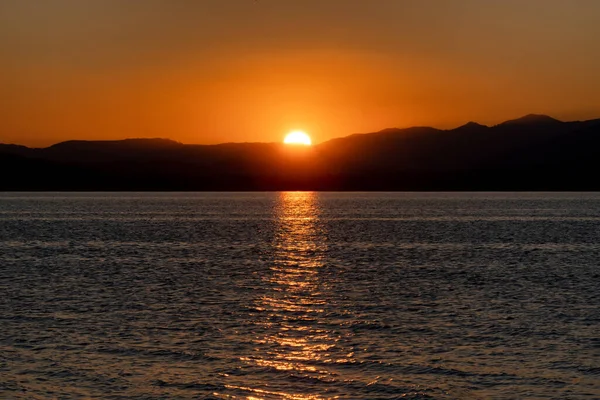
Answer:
xmin=222 ymin=192 xmax=346 ymax=400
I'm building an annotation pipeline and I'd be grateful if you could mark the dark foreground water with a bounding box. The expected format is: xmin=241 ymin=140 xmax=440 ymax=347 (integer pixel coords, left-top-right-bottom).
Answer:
xmin=1 ymin=192 xmax=599 ymax=399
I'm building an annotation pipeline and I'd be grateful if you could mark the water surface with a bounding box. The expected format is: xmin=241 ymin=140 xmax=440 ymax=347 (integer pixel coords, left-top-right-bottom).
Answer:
xmin=1 ymin=192 xmax=599 ymax=399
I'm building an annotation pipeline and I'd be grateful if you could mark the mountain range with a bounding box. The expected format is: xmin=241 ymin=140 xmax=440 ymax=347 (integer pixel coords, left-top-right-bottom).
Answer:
xmin=2 ymin=114 xmax=600 ymax=190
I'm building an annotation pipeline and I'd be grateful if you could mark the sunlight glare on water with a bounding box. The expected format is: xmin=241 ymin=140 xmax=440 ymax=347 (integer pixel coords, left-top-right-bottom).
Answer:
xmin=225 ymin=192 xmax=339 ymax=400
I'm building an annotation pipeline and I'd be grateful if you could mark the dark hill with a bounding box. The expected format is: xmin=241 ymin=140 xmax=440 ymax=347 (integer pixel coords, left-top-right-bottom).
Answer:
xmin=453 ymin=121 xmax=488 ymax=132
xmin=499 ymin=114 xmax=562 ymax=126
xmin=1 ymin=115 xmax=599 ymax=190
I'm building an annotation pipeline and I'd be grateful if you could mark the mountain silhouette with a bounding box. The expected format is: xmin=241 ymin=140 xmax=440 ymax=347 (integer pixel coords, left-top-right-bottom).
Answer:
xmin=454 ymin=121 xmax=488 ymax=131
xmin=2 ymin=115 xmax=599 ymax=190
xmin=499 ymin=114 xmax=563 ymax=126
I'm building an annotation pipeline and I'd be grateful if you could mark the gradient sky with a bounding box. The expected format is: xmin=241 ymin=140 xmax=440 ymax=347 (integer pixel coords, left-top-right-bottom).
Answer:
xmin=1 ymin=0 xmax=600 ymax=146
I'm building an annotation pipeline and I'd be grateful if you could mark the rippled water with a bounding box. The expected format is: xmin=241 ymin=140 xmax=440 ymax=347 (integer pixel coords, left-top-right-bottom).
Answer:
xmin=1 ymin=192 xmax=599 ymax=399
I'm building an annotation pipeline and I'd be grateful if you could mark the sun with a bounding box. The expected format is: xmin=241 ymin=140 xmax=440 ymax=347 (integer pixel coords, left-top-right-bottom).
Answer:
xmin=284 ymin=130 xmax=312 ymax=146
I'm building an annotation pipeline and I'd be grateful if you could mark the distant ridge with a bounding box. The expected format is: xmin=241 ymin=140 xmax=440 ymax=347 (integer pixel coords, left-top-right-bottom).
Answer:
xmin=1 ymin=114 xmax=600 ymax=190
xmin=460 ymin=121 xmax=488 ymax=128
xmin=499 ymin=114 xmax=562 ymax=126
xmin=453 ymin=121 xmax=488 ymax=132
xmin=48 ymin=138 xmax=182 ymax=149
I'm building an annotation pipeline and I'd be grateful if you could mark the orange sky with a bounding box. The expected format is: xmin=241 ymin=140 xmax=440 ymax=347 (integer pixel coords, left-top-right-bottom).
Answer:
xmin=1 ymin=0 xmax=600 ymax=147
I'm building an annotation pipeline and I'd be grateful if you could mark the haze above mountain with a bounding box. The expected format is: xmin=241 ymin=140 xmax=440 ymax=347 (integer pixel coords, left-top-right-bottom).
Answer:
xmin=2 ymin=115 xmax=599 ymax=190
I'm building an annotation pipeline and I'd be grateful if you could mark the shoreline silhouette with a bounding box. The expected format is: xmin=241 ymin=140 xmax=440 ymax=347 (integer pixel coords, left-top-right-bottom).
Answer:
xmin=2 ymin=115 xmax=599 ymax=191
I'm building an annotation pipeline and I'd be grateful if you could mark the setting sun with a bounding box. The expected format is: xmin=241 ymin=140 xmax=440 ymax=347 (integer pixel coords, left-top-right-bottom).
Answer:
xmin=284 ymin=131 xmax=312 ymax=146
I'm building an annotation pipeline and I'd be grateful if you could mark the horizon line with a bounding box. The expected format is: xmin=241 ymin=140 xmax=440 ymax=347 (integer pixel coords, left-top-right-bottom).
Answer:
xmin=3 ymin=113 xmax=599 ymax=149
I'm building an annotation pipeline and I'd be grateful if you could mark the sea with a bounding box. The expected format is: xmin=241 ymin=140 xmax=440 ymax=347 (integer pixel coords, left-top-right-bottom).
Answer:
xmin=1 ymin=192 xmax=599 ymax=399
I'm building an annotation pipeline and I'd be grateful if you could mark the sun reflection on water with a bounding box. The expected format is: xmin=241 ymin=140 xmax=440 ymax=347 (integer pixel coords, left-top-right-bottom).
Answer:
xmin=228 ymin=192 xmax=342 ymax=400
